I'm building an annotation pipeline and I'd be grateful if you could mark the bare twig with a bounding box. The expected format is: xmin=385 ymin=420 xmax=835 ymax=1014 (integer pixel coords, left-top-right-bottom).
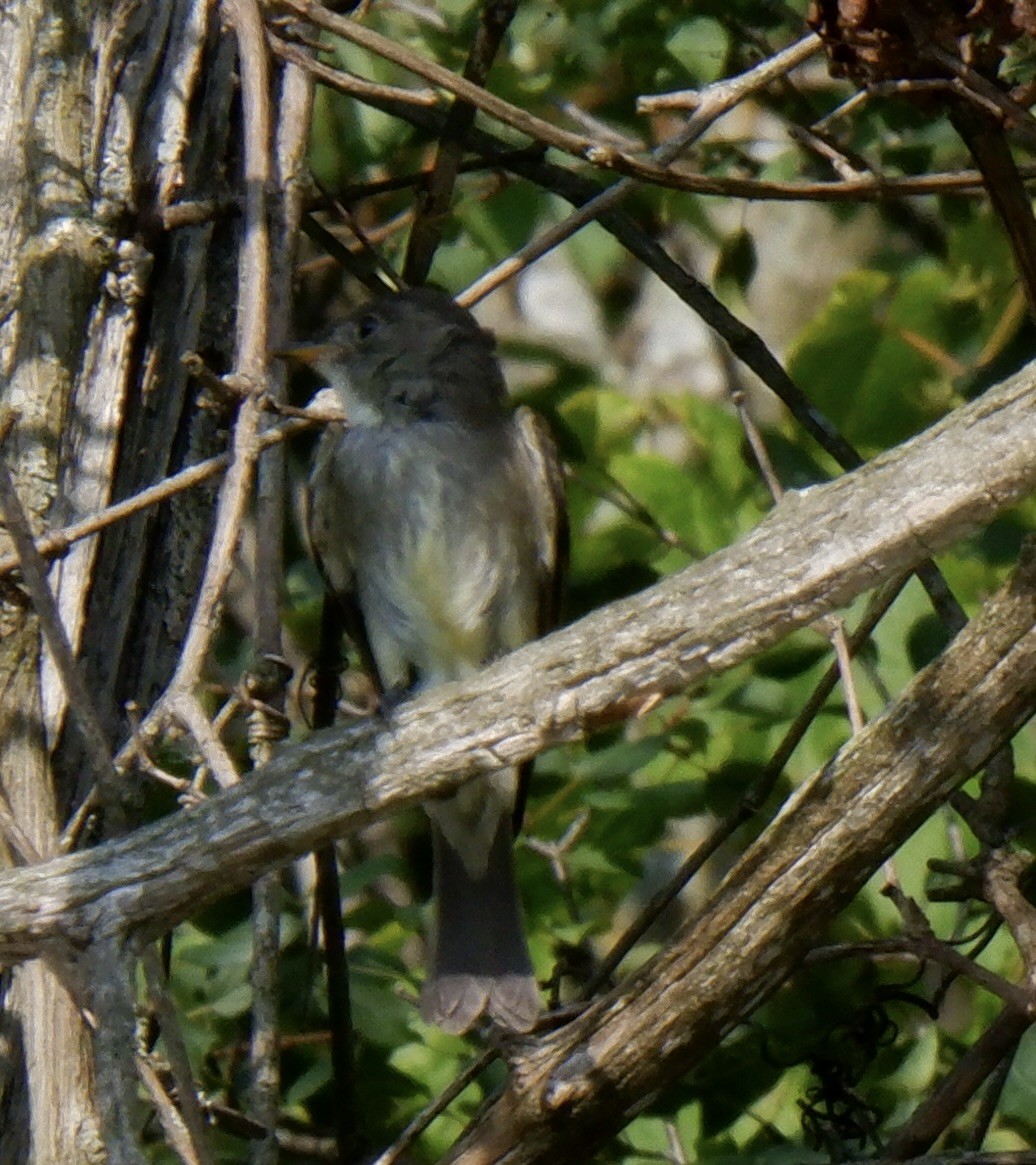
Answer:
xmin=459 ymin=36 xmax=822 ymax=306
xmin=805 ymin=934 xmax=1029 ymax=1012
xmin=309 ymin=597 xmax=363 ymax=1161
xmin=275 ymin=0 xmax=603 ymax=163
xmin=0 ymin=784 xmax=42 ymax=866
xmin=168 ymin=693 xmax=240 ymax=790
xmin=923 ymin=42 xmax=1036 ymax=152
xmin=370 ymin=1049 xmax=496 ymax=1165
xmin=268 ymin=31 xmax=439 ymax=106
xmin=729 ymin=383 xmax=784 ymax=502
xmin=827 ymin=617 xmax=866 ymax=734
xmin=728 ymin=382 xmax=867 ymax=746
xmin=141 ymin=949 xmax=216 ymax=1165
xmin=313 ymin=842 xmax=363 ymax=1159
xmin=787 ymin=121 xmax=867 ymax=182
xmin=311 ymin=177 xmax=406 ymax=291
xmin=985 ymin=850 xmax=1036 ymax=990
xmin=0 ymin=413 xmax=330 ymax=581
xmin=526 ymin=811 xmax=589 ymax=925
xmin=403 ymin=0 xmax=518 ymax=284
xmin=0 ymin=439 xmax=119 ymax=835
xmin=226 ymin=2 xmax=283 ymax=1160
xmin=637 ymin=33 xmax=820 ymax=115
xmin=964 ymin=1050 xmax=1016 ymax=1151
xmin=204 ymin=1099 xmax=338 ymax=1157
xmin=138 ymin=1057 xmax=203 ymax=1165
xmin=949 ymin=96 xmax=1036 ymax=320
xmin=883 ymin=1009 xmax=1032 ymax=1159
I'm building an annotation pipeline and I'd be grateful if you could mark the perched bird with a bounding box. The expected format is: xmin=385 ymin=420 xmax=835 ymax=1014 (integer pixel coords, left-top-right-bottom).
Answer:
xmin=300 ymin=287 xmax=566 ymax=1033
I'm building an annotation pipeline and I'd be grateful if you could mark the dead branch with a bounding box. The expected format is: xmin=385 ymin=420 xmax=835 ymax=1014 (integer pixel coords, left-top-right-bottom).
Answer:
xmin=0 ymin=358 xmax=1029 ymax=966
xmin=444 ymin=533 xmax=1036 ymax=1165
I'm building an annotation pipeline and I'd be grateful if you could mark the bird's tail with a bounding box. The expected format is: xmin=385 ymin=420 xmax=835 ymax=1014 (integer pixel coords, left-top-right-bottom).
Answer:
xmin=420 ymin=813 xmax=539 ymax=1034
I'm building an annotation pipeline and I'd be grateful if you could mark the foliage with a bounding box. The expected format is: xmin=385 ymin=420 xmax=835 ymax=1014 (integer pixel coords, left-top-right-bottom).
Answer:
xmin=147 ymin=0 xmax=1036 ymax=1161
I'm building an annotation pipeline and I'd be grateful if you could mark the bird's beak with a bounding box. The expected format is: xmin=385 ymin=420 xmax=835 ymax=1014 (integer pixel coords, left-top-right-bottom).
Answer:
xmin=274 ymin=342 xmax=337 ymax=367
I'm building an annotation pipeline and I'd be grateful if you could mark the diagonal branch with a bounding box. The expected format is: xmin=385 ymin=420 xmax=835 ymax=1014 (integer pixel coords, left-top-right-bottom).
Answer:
xmin=403 ymin=0 xmax=518 ymax=285
xmin=0 ymin=356 xmax=1030 ymax=964
xmin=446 ymin=536 xmax=1036 ymax=1165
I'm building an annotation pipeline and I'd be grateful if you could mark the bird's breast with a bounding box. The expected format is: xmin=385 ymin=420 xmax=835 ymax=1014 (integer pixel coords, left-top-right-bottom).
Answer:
xmin=334 ymin=425 xmax=539 ymax=688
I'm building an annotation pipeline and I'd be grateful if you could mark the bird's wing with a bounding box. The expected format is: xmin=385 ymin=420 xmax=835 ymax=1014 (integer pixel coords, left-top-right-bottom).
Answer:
xmin=514 ymin=406 xmax=569 ymax=637
xmin=512 ymin=407 xmax=568 ymax=833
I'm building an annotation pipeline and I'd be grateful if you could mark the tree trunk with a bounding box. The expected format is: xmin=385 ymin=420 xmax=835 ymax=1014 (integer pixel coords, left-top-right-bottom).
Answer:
xmin=0 ymin=1 xmax=238 ymax=1158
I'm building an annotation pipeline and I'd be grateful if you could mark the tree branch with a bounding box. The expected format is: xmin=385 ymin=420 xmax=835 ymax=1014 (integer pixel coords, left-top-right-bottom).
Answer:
xmin=445 ymin=538 xmax=1036 ymax=1165
xmin=0 ymin=356 xmax=1029 ymax=965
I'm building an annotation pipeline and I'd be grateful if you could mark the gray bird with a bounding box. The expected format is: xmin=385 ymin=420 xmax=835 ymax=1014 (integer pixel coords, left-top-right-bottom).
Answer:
xmin=300 ymin=287 xmax=566 ymax=1034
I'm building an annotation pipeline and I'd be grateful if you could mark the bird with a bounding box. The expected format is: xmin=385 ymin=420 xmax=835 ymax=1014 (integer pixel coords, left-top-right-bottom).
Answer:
xmin=298 ymin=286 xmax=566 ymax=1034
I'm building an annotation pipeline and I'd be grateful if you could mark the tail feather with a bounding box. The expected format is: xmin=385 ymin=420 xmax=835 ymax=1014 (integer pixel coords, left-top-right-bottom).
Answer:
xmin=420 ymin=815 xmax=539 ymax=1034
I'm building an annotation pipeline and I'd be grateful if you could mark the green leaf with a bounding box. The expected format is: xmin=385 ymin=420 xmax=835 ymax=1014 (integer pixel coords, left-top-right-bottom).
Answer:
xmin=665 ymin=17 xmax=729 ymax=84
xmin=787 ymin=266 xmax=955 ymax=451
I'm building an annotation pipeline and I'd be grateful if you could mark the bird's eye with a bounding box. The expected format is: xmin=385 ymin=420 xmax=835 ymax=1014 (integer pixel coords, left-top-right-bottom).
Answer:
xmin=356 ymin=313 xmax=380 ymax=340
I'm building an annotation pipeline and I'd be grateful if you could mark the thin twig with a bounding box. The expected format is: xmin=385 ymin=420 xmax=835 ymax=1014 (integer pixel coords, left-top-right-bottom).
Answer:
xmin=227 ymin=2 xmax=283 ymax=1160
xmin=728 ymin=384 xmax=867 ymax=743
xmin=525 ymin=811 xmax=589 ymax=926
xmin=141 ymin=949 xmax=216 ymax=1165
xmin=964 ymin=1050 xmax=1016 ymax=1151
xmin=370 ymin=1049 xmax=496 ymax=1165
xmin=804 ymin=935 xmax=1029 ymax=1011
xmin=310 ymin=596 xmax=364 ymax=1161
xmin=949 ymin=95 xmax=1036 ymax=321
xmin=314 ymin=843 xmax=363 ymax=1159
xmin=311 ymin=176 xmax=405 ymax=291
xmin=639 ymin=33 xmax=820 ymax=117
xmin=203 ymin=1099 xmax=337 ymax=1159
xmin=0 ymin=784 xmax=42 ymax=866
xmin=268 ymin=29 xmax=439 ymax=106
xmin=729 ymin=383 xmax=784 ymax=502
xmin=828 ymin=618 xmax=866 ymax=735
xmin=787 ymin=121 xmax=867 ymax=182
xmin=883 ymin=1008 xmax=1032 ymax=1158
xmin=587 ymin=572 xmax=911 ymax=992
xmin=0 ymin=413 xmax=329 ymax=581
xmin=137 ymin=1057 xmax=203 ymax=1165
xmin=985 ymin=850 xmax=1036 ymax=989
xmin=457 ymin=35 xmax=821 ymax=305
xmin=923 ymin=42 xmax=1036 ymax=152
xmin=276 ymin=0 xmax=602 ymax=163
xmin=0 ymin=438 xmax=119 ymax=836
xmin=403 ymin=0 xmax=518 ymax=284
xmin=169 ymin=693 xmax=240 ymax=790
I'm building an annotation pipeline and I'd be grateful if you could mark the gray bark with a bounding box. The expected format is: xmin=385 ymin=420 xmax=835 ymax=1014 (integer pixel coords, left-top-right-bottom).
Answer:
xmin=0 ymin=356 xmax=1031 ymax=963
xmin=0 ymin=1 xmax=238 ymax=1159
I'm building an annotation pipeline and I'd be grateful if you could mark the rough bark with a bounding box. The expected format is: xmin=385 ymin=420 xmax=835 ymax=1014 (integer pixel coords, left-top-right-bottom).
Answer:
xmin=0 ymin=334 xmax=1030 ymax=1164
xmin=445 ymin=544 xmax=1036 ymax=1164
xmin=0 ymin=1 xmax=239 ymax=1159
xmin=0 ymin=357 xmax=1031 ymax=965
